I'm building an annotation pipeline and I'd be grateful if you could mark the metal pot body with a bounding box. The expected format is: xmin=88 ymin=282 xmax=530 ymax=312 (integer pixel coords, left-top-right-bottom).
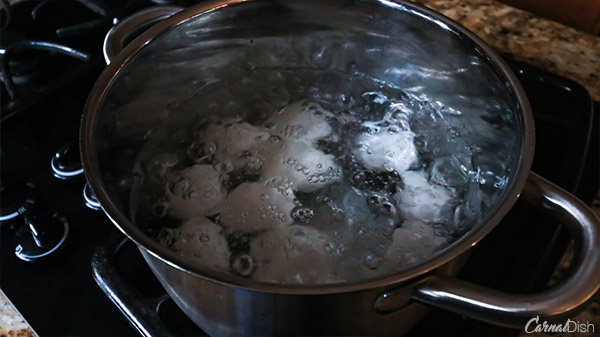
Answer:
xmin=81 ymin=0 xmax=600 ymax=335
xmin=140 ymin=247 xmax=466 ymax=336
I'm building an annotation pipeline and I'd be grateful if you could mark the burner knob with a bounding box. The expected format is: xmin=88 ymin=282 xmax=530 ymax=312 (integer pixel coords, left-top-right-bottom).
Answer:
xmin=83 ymin=183 xmax=102 ymax=211
xmin=14 ymin=207 xmax=69 ymax=262
xmin=0 ymin=183 xmax=35 ymax=223
xmin=51 ymin=142 xmax=84 ymax=180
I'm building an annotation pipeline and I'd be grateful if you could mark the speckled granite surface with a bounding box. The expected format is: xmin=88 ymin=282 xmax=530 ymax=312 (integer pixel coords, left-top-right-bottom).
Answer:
xmin=412 ymin=0 xmax=600 ymax=101
xmin=1 ymin=1 xmax=598 ymax=337
xmin=0 ymin=291 xmax=35 ymax=337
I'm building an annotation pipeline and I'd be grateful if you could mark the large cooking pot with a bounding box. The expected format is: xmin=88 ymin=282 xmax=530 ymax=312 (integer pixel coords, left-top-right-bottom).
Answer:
xmin=81 ymin=0 xmax=600 ymax=335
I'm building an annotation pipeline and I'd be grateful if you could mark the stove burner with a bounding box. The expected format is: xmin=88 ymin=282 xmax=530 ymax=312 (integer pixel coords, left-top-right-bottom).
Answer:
xmin=51 ymin=142 xmax=84 ymax=180
xmin=0 ymin=40 xmax=98 ymax=121
xmin=84 ymin=183 xmax=102 ymax=211
xmin=31 ymin=0 xmax=114 ymax=38
xmin=0 ymin=183 xmax=35 ymax=223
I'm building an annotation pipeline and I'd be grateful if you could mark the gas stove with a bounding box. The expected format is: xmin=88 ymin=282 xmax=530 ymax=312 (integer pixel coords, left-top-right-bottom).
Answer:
xmin=1 ymin=1 xmax=598 ymax=336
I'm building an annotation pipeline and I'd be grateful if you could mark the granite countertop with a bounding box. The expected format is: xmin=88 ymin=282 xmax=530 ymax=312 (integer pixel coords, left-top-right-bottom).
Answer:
xmin=0 ymin=290 xmax=35 ymax=337
xmin=412 ymin=0 xmax=600 ymax=101
xmin=1 ymin=1 xmax=599 ymax=336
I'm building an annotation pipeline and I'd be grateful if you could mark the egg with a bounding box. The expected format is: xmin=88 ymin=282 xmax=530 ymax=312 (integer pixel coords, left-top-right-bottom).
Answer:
xmin=165 ymin=164 xmax=226 ymax=219
xmin=158 ymin=217 xmax=230 ymax=271
xmin=353 ymin=127 xmax=418 ymax=174
xmin=265 ymin=100 xmax=334 ymax=144
xmin=394 ymin=170 xmax=454 ymax=223
xmin=203 ymin=120 xmax=271 ymax=170
xmin=213 ymin=182 xmax=296 ymax=232
xmin=261 ymin=140 xmax=342 ymax=193
xmin=249 ymin=225 xmax=340 ymax=284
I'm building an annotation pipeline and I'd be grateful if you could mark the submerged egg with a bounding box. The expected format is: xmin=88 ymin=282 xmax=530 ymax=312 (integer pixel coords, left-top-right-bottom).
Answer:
xmin=165 ymin=165 xmax=226 ymax=219
xmin=213 ymin=182 xmax=296 ymax=232
xmin=157 ymin=217 xmax=230 ymax=270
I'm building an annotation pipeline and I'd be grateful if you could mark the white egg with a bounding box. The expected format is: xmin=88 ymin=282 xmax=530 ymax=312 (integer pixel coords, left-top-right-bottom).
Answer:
xmin=261 ymin=140 xmax=342 ymax=193
xmin=158 ymin=217 xmax=230 ymax=270
xmin=353 ymin=127 xmax=418 ymax=174
xmin=394 ymin=170 xmax=454 ymax=223
xmin=203 ymin=120 xmax=271 ymax=170
xmin=380 ymin=220 xmax=447 ymax=272
xmin=213 ymin=182 xmax=296 ymax=232
xmin=165 ymin=164 xmax=226 ymax=219
xmin=249 ymin=225 xmax=340 ymax=284
xmin=265 ymin=100 xmax=334 ymax=143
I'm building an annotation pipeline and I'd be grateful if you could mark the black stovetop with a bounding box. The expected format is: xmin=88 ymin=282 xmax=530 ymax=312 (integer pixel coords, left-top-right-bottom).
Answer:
xmin=1 ymin=1 xmax=598 ymax=336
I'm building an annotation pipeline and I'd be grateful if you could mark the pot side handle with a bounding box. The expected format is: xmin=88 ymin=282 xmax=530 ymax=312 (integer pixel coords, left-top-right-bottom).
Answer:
xmin=376 ymin=171 xmax=600 ymax=328
xmin=103 ymin=6 xmax=183 ymax=65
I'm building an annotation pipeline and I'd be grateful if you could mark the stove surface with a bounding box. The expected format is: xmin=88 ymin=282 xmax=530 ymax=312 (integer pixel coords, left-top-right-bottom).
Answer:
xmin=0 ymin=1 xmax=598 ymax=336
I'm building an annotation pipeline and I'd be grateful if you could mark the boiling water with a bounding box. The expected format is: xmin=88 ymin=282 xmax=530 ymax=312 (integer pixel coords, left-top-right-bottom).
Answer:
xmin=129 ymin=67 xmax=512 ymax=285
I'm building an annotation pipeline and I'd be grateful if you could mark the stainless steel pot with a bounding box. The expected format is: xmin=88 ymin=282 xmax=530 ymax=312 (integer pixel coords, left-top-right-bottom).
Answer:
xmin=81 ymin=1 xmax=600 ymax=336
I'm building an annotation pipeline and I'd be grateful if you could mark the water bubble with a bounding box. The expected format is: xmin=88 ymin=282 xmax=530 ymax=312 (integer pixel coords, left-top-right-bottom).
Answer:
xmin=168 ymin=175 xmax=190 ymax=196
xmin=362 ymin=254 xmax=382 ymax=270
xmin=335 ymin=245 xmax=347 ymax=257
xmin=214 ymin=161 xmax=234 ymax=173
xmin=231 ymin=254 xmax=255 ymax=277
xmin=152 ymin=201 xmax=169 ymax=217
xmin=379 ymin=202 xmax=397 ymax=217
xmin=291 ymin=207 xmax=315 ymax=223
xmin=387 ymin=126 xmax=400 ymax=134
xmin=187 ymin=140 xmax=210 ymax=163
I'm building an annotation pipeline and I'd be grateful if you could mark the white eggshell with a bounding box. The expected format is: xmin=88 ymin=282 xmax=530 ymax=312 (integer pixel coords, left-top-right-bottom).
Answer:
xmin=394 ymin=170 xmax=454 ymax=223
xmin=383 ymin=220 xmax=438 ymax=267
xmin=261 ymin=141 xmax=342 ymax=193
xmin=159 ymin=217 xmax=230 ymax=270
xmin=265 ymin=100 xmax=334 ymax=143
xmin=249 ymin=225 xmax=340 ymax=284
xmin=203 ymin=120 xmax=271 ymax=169
xmin=165 ymin=164 xmax=226 ymax=219
xmin=214 ymin=182 xmax=296 ymax=232
xmin=353 ymin=128 xmax=418 ymax=174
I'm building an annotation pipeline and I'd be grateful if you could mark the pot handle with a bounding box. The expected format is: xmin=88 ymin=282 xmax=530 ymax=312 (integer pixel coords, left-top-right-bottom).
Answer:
xmin=375 ymin=171 xmax=600 ymax=327
xmin=103 ymin=6 xmax=183 ymax=65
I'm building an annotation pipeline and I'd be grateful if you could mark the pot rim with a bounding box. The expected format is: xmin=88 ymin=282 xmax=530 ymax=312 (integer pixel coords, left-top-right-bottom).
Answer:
xmin=80 ymin=0 xmax=535 ymax=295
